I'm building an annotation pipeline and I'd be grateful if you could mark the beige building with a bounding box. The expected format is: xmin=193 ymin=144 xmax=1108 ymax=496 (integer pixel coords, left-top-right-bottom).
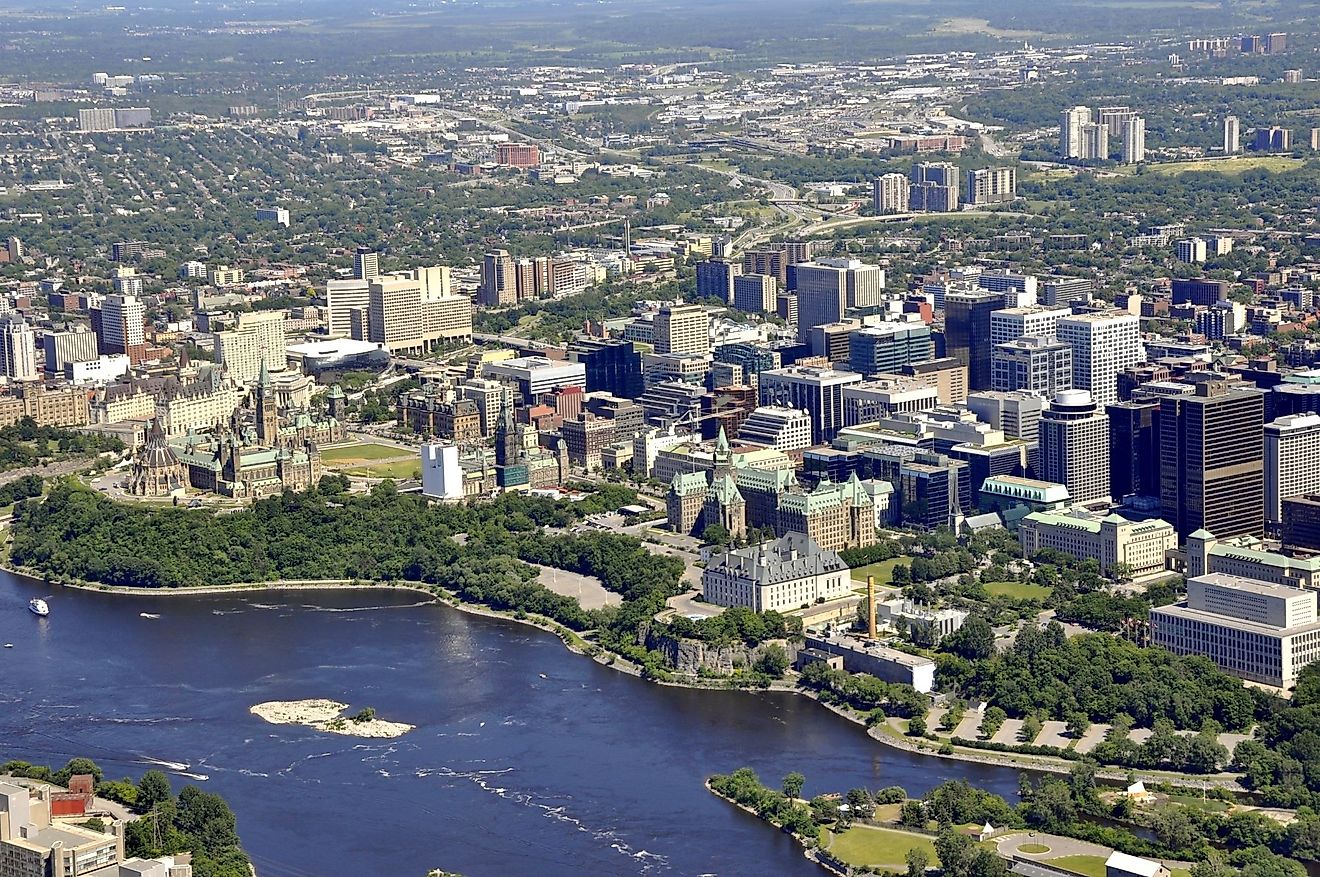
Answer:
xmin=653 ymin=303 xmax=709 ymax=356
xmin=0 ymin=781 xmax=124 ymax=877
xmin=213 ymin=310 xmax=287 ymax=386
xmin=1185 ymin=529 xmax=1320 ymax=590
xmin=702 ymin=532 xmax=851 ymax=612
xmin=1018 ymin=510 xmax=1177 ymax=576
xmin=366 ymin=278 xmax=473 ymax=354
xmin=0 ymin=384 xmax=90 ymax=428
xmin=1152 ymin=573 xmax=1320 ymax=688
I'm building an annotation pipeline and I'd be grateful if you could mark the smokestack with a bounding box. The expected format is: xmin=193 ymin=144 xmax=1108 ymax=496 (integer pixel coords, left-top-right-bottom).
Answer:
xmin=866 ymin=575 xmax=877 ymax=639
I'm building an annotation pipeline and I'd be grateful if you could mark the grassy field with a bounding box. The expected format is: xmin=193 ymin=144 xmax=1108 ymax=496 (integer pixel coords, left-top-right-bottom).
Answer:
xmin=1163 ymin=793 xmax=1231 ymax=813
xmin=320 ymin=442 xmax=410 ymax=465
xmin=982 ymin=581 xmax=1053 ymax=601
xmin=1018 ymin=843 xmax=1051 ymax=854
xmin=343 ymin=460 xmax=421 ymax=479
xmin=850 ymin=556 xmax=913 ymax=584
xmin=1050 ymin=855 xmax=1107 ymax=877
xmin=827 ymin=826 xmax=938 ymax=868
xmin=1143 ymin=156 xmax=1304 ymax=177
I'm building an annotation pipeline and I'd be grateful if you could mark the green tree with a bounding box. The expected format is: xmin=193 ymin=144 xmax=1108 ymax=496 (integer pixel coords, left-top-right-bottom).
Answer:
xmin=945 ymin=615 xmax=996 ymax=660
xmin=782 ymin=772 xmax=805 ymax=800
xmin=137 ymin=771 xmax=172 ymax=812
xmin=755 ymin=645 xmax=790 ymax=678
xmin=905 ymin=846 xmax=930 ymax=877
xmin=934 ymin=828 xmax=974 ymax=877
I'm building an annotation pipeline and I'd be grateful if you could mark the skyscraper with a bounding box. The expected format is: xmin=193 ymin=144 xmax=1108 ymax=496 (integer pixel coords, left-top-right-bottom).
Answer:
xmin=732 ymin=274 xmax=777 ymax=314
xmin=696 ymin=259 xmax=741 ymax=301
xmin=0 ymin=318 xmax=38 ymax=381
xmin=325 ymin=278 xmax=370 ymax=338
xmin=353 ymin=246 xmax=380 ymax=280
xmin=965 ymin=167 xmax=1017 ymax=205
xmin=96 ymin=294 xmax=147 ymax=364
xmin=1224 ymin=116 xmax=1241 ymax=154
xmin=872 ymin=173 xmax=910 ymax=214
xmin=1265 ymin=413 xmax=1320 ymax=527
xmin=992 ymin=336 xmax=1073 ymax=397
xmin=653 ymin=303 xmax=710 ymax=356
xmin=1160 ymin=381 xmax=1264 ymax=539
xmin=943 ymin=290 xmax=1006 ymax=392
xmin=909 ymin=163 xmax=960 ymax=212
xmin=213 ymin=310 xmax=287 ymax=386
xmin=758 ymin=365 xmax=862 ymax=444
xmin=1056 ymin=312 xmax=1143 ymax=406
xmin=479 ymin=250 xmax=516 ymax=307
xmin=1039 ymin=389 xmax=1110 ymax=503
xmin=1107 ymin=400 xmax=1160 ymax=500
xmin=1060 ymin=106 xmax=1092 ymax=158
xmin=1121 ymin=117 xmax=1146 ymax=164
xmin=1081 ymin=122 xmax=1109 ymax=161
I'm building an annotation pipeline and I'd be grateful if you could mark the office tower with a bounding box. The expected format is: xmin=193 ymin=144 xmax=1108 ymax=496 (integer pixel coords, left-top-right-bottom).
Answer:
xmin=810 ymin=320 xmax=860 ymax=364
xmin=365 ymin=277 xmax=426 ymax=354
xmin=1056 ymin=312 xmax=1142 ymax=406
xmin=1266 ymin=33 xmax=1288 ymax=53
xmin=494 ymin=143 xmax=541 ymax=167
xmin=326 ymin=279 xmax=370 ymax=338
xmin=943 ymin=290 xmax=1006 ymax=392
xmin=978 ymin=270 xmax=1038 ymax=305
xmin=989 ymin=305 xmax=1070 ymax=346
xmin=1171 ymin=278 xmax=1231 ymax=306
xmin=1176 ymin=238 xmax=1208 ymax=264
xmin=872 ymin=173 xmax=910 ymax=214
xmin=5 ymin=237 xmax=21 ymax=262
xmin=732 ymin=274 xmax=777 ymax=314
xmin=1060 ymin=106 xmax=1091 ymax=158
xmin=966 ymin=391 xmax=1045 ymax=445
xmin=776 ymin=292 xmax=797 ymax=327
xmin=1160 ymin=380 xmax=1264 ymax=539
xmin=966 ymin=167 xmax=1017 ymax=205
xmin=793 ymin=259 xmax=878 ymax=342
xmin=113 ymin=107 xmax=151 ymax=128
xmin=1108 ymin=400 xmax=1160 ymax=500
xmin=909 ymin=162 xmax=960 ymax=212
xmin=113 ymin=267 xmax=144 ymax=297
xmin=992 ymin=336 xmax=1073 ymax=397
xmin=478 ymin=249 xmax=516 ymax=307
xmin=1040 ymin=276 xmax=1093 ymax=308
xmin=0 ymin=319 xmax=37 ymax=381
xmin=568 ymin=338 xmax=644 ymax=399
xmin=1224 ymin=116 xmax=1241 ymax=154
xmin=77 ymin=108 xmax=117 ymax=132
xmin=353 ymin=246 xmax=380 ymax=281
xmin=742 ymin=249 xmax=786 ymax=284
xmin=424 ymin=294 xmax=474 ymax=346
xmin=213 ymin=310 xmax=287 ymax=386
xmin=653 ymin=303 xmax=710 ymax=356
xmin=96 ymin=293 xmax=146 ymax=363
xmin=758 ymin=365 xmax=862 ymax=444
xmin=43 ymin=327 xmax=99 ymax=374
xmin=696 ymin=259 xmax=741 ymax=301
xmin=848 ymin=322 xmax=935 ymax=376
xmin=1265 ymin=413 xmax=1320 ymax=527
xmin=1081 ymin=122 xmax=1109 ymax=160
xmin=1039 ymin=389 xmax=1110 ymax=503
xmin=1121 ymin=117 xmax=1146 ymax=163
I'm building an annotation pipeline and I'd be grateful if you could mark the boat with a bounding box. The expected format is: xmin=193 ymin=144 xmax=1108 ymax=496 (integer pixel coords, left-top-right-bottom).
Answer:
xmin=28 ymin=598 xmax=49 ymax=617
xmin=3 ymin=643 xmax=12 ymax=649
xmin=140 ymin=613 xmax=161 ymax=620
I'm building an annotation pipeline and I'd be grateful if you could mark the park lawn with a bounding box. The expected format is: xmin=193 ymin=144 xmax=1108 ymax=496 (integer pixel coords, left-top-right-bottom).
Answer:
xmin=983 ymin=581 xmax=1053 ymax=601
xmin=1163 ymin=794 xmax=1231 ymax=813
xmin=344 ymin=460 xmax=421 ymax=479
xmin=1049 ymin=855 xmax=1108 ymax=877
xmin=1147 ymin=155 xmax=1303 ymax=176
xmin=1018 ymin=843 xmax=1051 ymax=854
xmin=320 ymin=442 xmax=408 ymax=465
xmin=872 ymin=802 xmax=903 ymax=822
xmin=827 ymin=826 xmax=938 ymax=868
xmin=850 ymin=556 xmax=913 ymax=584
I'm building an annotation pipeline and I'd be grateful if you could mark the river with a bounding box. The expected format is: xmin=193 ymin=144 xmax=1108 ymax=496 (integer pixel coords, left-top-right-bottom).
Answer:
xmin=0 ymin=571 xmax=1025 ymax=877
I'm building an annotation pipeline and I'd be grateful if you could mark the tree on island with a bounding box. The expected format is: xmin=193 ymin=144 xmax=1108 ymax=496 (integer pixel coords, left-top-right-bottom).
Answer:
xmin=781 ymin=772 xmax=805 ymax=800
xmin=351 ymin=707 xmax=377 ymax=724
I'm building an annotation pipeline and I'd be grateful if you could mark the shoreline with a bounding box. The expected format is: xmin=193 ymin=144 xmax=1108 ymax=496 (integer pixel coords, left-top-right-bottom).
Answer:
xmin=3 ymin=566 xmax=1248 ymax=792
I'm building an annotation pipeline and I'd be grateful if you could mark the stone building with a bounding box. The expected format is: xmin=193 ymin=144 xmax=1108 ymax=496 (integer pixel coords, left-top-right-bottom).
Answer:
xmin=126 ymin=420 xmax=187 ymax=497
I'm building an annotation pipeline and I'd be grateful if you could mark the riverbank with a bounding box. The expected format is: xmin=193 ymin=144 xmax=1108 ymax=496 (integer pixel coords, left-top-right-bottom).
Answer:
xmin=7 ymin=566 xmax=1249 ymax=792
xmin=704 ymin=779 xmax=840 ymax=876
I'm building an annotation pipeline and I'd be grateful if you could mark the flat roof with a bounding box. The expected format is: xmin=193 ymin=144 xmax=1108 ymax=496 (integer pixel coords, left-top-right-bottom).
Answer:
xmin=1154 ymin=602 xmax=1320 ymax=637
xmin=1193 ymin=572 xmax=1315 ymax=599
xmin=286 ymin=338 xmax=382 ymax=356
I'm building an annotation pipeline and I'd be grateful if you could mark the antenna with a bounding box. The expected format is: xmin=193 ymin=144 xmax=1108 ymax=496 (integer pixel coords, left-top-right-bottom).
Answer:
xmin=867 ymin=574 xmax=877 ymax=639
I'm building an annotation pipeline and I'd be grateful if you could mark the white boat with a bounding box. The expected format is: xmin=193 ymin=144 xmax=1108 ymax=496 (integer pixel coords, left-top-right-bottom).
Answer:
xmin=28 ymin=598 xmax=49 ymax=617
xmin=140 ymin=613 xmax=160 ymax=620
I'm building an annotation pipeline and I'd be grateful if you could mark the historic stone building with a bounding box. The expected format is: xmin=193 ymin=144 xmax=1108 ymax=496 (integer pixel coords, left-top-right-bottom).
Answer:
xmin=126 ymin=420 xmax=187 ymax=497
xmin=398 ymin=383 xmax=482 ymax=443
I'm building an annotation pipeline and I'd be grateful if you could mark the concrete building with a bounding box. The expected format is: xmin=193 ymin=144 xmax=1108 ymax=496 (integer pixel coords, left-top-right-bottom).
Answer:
xmin=325 ymin=278 xmax=370 ymax=338
xmin=353 ymin=246 xmax=380 ymax=280
xmin=653 ymin=303 xmax=710 ymax=355
xmin=1039 ymin=389 xmax=1110 ymax=503
xmin=1120 ymin=117 xmax=1146 ymax=164
xmin=966 ymin=167 xmax=1016 ymax=205
xmin=702 ymin=532 xmax=850 ymax=612
xmin=1060 ymin=106 xmax=1092 ymax=159
xmin=1019 ymin=510 xmax=1177 ymax=575
xmin=562 ymin=413 xmax=614 ymax=471
xmin=478 ymin=249 xmax=516 ymax=306
xmin=1266 ymin=413 xmax=1320 ymax=528
xmin=992 ymin=336 xmax=1073 ymax=397
xmin=758 ymin=365 xmax=862 ymax=444
xmin=213 ymin=310 xmax=287 ymax=386
xmin=847 ymin=321 xmax=934 ymax=376
xmin=794 ymin=259 xmax=887 ymax=343
xmin=421 ymin=443 xmax=464 ymax=500
xmin=483 ymin=357 xmax=587 ymax=404
xmin=255 ymin=207 xmax=290 ymax=227
xmin=803 ymin=631 xmax=936 ymax=692
xmin=737 ymin=406 xmax=813 ymax=452
xmin=1160 ymin=381 xmax=1264 ymax=539
xmin=989 ymin=305 xmax=1071 ymax=347
xmin=909 ymin=162 xmax=959 ymax=212
xmin=732 ymin=274 xmax=777 ymax=314
xmin=42 ymin=327 xmax=99 ymax=374
xmin=1152 ymin=572 xmax=1320 ymax=688
xmin=96 ymin=294 xmax=147 ymax=364
xmin=843 ymin=378 xmax=940 ymax=424
xmin=872 ymin=173 xmax=910 ymax=214
xmin=0 ymin=319 xmax=37 ymax=381
xmin=876 ymin=598 xmax=968 ymax=643
xmin=1176 ymin=238 xmax=1208 ymax=264
xmin=696 ymin=259 xmax=741 ymax=302
xmin=965 ymin=391 xmax=1046 ymax=445
xmin=1224 ymin=116 xmax=1241 ymax=154
xmin=1056 ymin=311 xmax=1142 ymax=406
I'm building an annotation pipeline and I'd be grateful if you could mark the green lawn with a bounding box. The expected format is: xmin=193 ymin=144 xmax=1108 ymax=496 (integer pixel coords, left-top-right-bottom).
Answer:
xmin=1145 ymin=155 xmax=1303 ymax=177
xmin=827 ymin=826 xmax=938 ymax=868
xmin=1018 ymin=843 xmax=1051 ymax=854
xmin=850 ymin=556 xmax=913 ymax=584
xmin=321 ymin=442 xmax=410 ymax=464
xmin=982 ymin=581 xmax=1053 ymax=601
xmin=344 ymin=460 xmax=421 ymax=479
xmin=1163 ymin=794 xmax=1231 ymax=813
xmin=1050 ymin=855 xmax=1107 ymax=877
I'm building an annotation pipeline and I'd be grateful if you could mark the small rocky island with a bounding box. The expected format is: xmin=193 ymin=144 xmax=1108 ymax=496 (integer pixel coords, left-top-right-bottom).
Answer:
xmin=250 ymin=699 xmax=414 ymax=738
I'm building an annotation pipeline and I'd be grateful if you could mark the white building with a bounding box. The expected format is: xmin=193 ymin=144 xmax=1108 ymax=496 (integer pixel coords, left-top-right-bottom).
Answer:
xmin=1152 ymin=572 xmax=1320 ymax=688
xmin=1224 ymin=116 xmax=1241 ymax=154
xmin=1265 ymin=413 xmax=1320 ymax=526
xmin=653 ymin=303 xmax=710 ymax=356
xmin=1176 ymin=238 xmax=1208 ymax=264
xmin=325 ymin=278 xmax=370 ymax=338
xmin=989 ymin=305 xmax=1071 ymax=347
xmin=1056 ymin=311 xmax=1142 ymax=406
xmin=1038 ymin=389 xmax=1110 ymax=503
xmin=737 ymin=406 xmax=813 ymax=451
xmin=1120 ymin=117 xmax=1146 ymax=164
xmin=0 ymin=319 xmax=38 ymax=381
xmin=758 ymin=365 xmax=863 ymax=444
xmin=421 ymin=443 xmax=464 ymax=500
xmin=213 ymin=310 xmax=287 ymax=386
xmin=1060 ymin=106 xmax=1091 ymax=159
xmin=482 ymin=356 xmax=587 ymax=403
xmin=65 ymin=354 xmax=131 ymax=385
xmin=701 ymin=532 xmax=851 ymax=613
xmin=1018 ymin=510 xmax=1177 ymax=575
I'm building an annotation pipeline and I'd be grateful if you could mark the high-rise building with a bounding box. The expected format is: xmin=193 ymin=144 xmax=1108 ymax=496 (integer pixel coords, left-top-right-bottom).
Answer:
xmin=1171 ymin=278 xmax=1232 ymax=306
xmin=966 ymin=167 xmax=1017 ymax=205
xmin=1121 ymin=117 xmax=1146 ymax=164
xmin=478 ymin=250 xmax=516 ymax=307
xmin=732 ymin=274 xmax=777 ymax=314
xmin=1041 ymin=276 xmax=1094 ymax=307
xmin=113 ymin=107 xmax=151 ymax=128
xmin=1039 ymin=389 xmax=1110 ymax=503
xmin=696 ymin=259 xmax=742 ymax=301
xmin=758 ymin=365 xmax=862 ymax=444
xmin=793 ymin=259 xmax=886 ymax=341
xmin=1107 ymin=400 xmax=1160 ymax=500
xmin=1160 ymin=380 xmax=1264 ymax=539
xmin=5 ymin=237 xmax=22 ymax=262
xmin=77 ymin=108 xmax=117 ymax=132
xmin=966 ymin=391 xmax=1045 ymax=446
xmin=943 ymin=290 xmax=1006 ymax=391
xmin=989 ymin=305 xmax=1071 ymax=347
xmin=325 ymin=278 xmax=371 ymax=338
xmin=1265 ymin=413 xmax=1320 ymax=527
xmin=872 ymin=173 xmax=910 ymax=214
xmin=96 ymin=294 xmax=146 ymax=364
xmin=1060 ymin=106 xmax=1092 ymax=159
xmin=1224 ymin=116 xmax=1241 ymax=154
xmin=568 ymin=338 xmax=644 ymax=400
xmin=0 ymin=319 xmax=37 ymax=381
xmin=213 ymin=310 xmax=287 ymax=386
xmin=42 ymin=327 xmax=98 ymax=374
xmin=991 ymin=336 xmax=1073 ymax=397
xmin=112 ymin=267 xmax=144 ymax=297
xmin=1056 ymin=312 xmax=1143 ymax=406
xmin=494 ymin=143 xmax=541 ymax=168
xmin=1176 ymin=238 xmax=1208 ymax=264
xmin=742 ymin=249 xmax=786 ymax=285
xmin=848 ymin=322 xmax=935 ymax=376
xmin=1254 ymin=127 xmax=1292 ymax=152
xmin=353 ymin=246 xmax=380 ymax=281
xmin=909 ymin=162 xmax=960 ymax=212
xmin=653 ymin=303 xmax=710 ymax=356
xmin=366 ymin=277 xmax=468 ymax=355
xmin=1081 ymin=122 xmax=1109 ymax=160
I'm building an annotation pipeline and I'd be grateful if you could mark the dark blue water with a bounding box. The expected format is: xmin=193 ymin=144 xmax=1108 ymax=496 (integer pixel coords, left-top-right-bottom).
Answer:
xmin=0 ymin=571 xmax=1023 ymax=877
